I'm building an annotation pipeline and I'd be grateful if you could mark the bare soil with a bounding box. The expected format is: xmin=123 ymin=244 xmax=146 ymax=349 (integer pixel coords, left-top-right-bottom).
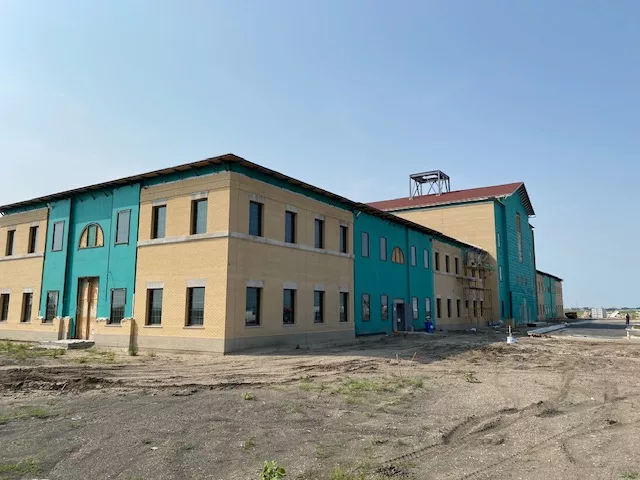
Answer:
xmin=1 ymin=331 xmax=640 ymax=480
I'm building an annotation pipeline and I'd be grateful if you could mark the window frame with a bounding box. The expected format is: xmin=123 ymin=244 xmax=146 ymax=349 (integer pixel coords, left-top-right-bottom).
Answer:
xmin=249 ymin=201 xmax=263 ymax=237
xmin=380 ymin=237 xmax=387 ymax=261
xmin=314 ymin=219 xmax=325 ymax=249
xmin=381 ymin=294 xmax=389 ymax=320
xmin=28 ymin=226 xmax=38 ymax=254
xmin=146 ymin=288 xmax=163 ymax=326
xmin=499 ymin=265 xmax=503 ymax=282
xmin=44 ymin=290 xmax=59 ymax=323
xmin=186 ymin=287 xmax=206 ymax=326
xmin=314 ymin=290 xmax=325 ymax=323
xmin=447 ymin=298 xmax=452 ymax=318
xmin=434 ymin=252 xmax=440 ymax=271
xmin=21 ymin=292 xmax=33 ymax=323
xmin=412 ymin=297 xmax=419 ymax=320
xmin=5 ymin=229 xmax=15 ymax=256
xmin=436 ymin=298 xmax=442 ymax=319
xmin=340 ymin=292 xmax=349 ymax=323
xmin=425 ymin=297 xmax=431 ymax=320
xmin=340 ymin=225 xmax=348 ymax=254
xmin=456 ymin=299 xmax=461 ymax=318
xmin=445 ymin=255 xmax=450 ymax=273
xmin=284 ymin=210 xmax=296 ymax=244
xmin=410 ymin=245 xmax=417 ymax=266
xmin=190 ymin=199 xmax=208 ymax=235
xmin=0 ymin=293 xmax=9 ymax=322
xmin=361 ymin=232 xmax=369 ymax=258
xmin=283 ymin=288 xmax=295 ymax=325
xmin=245 ymin=287 xmax=261 ymax=327
xmin=108 ymin=288 xmax=127 ymax=325
xmin=115 ymin=210 xmax=131 ymax=245
xmin=423 ymin=249 xmax=429 ymax=269
xmin=361 ymin=293 xmax=370 ymax=321
xmin=391 ymin=247 xmax=405 ymax=264
xmin=454 ymin=257 xmax=459 ymax=275
xmin=151 ymin=205 xmax=167 ymax=240
xmin=497 ymin=232 xmax=502 ymax=248
xmin=52 ymin=221 xmax=65 ymax=252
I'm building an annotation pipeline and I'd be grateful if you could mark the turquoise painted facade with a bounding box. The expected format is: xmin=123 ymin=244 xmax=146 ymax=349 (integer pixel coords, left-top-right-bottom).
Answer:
xmin=37 ymin=185 xmax=140 ymax=333
xmin=538 ymin=271 xmax=559 ymax=320
xmin=353 ymin=212 xmax=434 ymax=335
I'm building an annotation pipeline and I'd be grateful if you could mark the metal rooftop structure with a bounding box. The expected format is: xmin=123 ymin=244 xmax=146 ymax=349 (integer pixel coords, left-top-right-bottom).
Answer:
xmin=409 ymin=170 xmax=451 ymax=198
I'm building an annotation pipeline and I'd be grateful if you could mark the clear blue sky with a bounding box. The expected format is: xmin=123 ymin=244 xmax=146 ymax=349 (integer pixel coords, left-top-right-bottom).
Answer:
xmin=1 ymin=1 xmax=638 ymax=307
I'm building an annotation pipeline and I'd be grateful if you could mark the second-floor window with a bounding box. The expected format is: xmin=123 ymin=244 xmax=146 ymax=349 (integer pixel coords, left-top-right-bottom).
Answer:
xmin=361 ymin=232 xmax=369 ymax=257
xmin=314 ymin=219 xmax=324 ymax=249
xmin=249 ymin=201 xmax=263 ymax=237
xmin=284 ymin=210 xmax=296 ymax=243
xmin=190 ymin=199 xmax=207 ymax=235
xmin=340 ymin=225 xmax=348 ymax=253
xmin=115 ymin=210 xmax=131 ymax=244
xmin=5 ymin=230 xmax=15 ymax=256
xmin=151 ymin=205 xmax=166 ymax=239
xmin=52 ymin=222 xmax=65 ymax=252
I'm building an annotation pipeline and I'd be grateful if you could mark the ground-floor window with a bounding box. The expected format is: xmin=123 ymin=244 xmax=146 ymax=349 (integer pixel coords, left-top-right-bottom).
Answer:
xmin=473 ymin=301 xmax=477 ymax=318
xmin=381 ymin=295 xmax=389 ymax=320
xmin=109 ymin=289 xmax=126 ymax=324
xmin=436 ymin=298 xmax=442 ymax=319
xmin=146 ymin=289 xmax=163 ymax=325
xmin=283 ymin=289 xmax=295 ymax=325
xmin=480 ymin=301 xmax=484 ymax=317
xmin=187 ymin=287 xmax=205 ymax=326
xmin=45 ymin=291 xmax=58 ymax=323
xmin=447 ymin=299 xmax=452 ymax=318
xmin=412 ymin=297 xmax=419 ymax=320
xmin=340 ymin=292 xmax=349 ymax=323
xmin=314 ymin=291 xmax=324 ymax=323
xmin=245 ymin=287 xmax=260 ymax=326
xmin=0 ymin=294 xmax=9 ymax=322
xmin=21 ymin=293 xmax=32 ymax=323
xmin=456 ymin=299 xmax=461 ymax=318
xmin=425 ymin=298 xmax=431 ymax=320
xmin=501 ymin=301 xmax=505 ymax=318
xmin=361 ymin=294 xmax=370 ymax=321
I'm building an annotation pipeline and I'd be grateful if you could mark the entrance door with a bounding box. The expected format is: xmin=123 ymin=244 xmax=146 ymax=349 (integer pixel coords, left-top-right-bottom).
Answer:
xmin=76 ymin=277 xmax=99 ymax=340
xmin=394 ymin=300 xmax=406 ymax=332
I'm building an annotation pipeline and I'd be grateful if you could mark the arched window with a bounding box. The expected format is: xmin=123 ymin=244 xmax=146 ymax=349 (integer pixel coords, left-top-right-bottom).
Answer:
xmin=79 ymin=223 xmax=104 ymax=249
xmin=391 ymin=246 xmax=404 ymax=264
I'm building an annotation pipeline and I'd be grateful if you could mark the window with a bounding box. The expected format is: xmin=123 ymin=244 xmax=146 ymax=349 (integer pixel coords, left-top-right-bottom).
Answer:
xmin=314 ymin=290 xmax=324 ymax=323
xmin=187 ymin=287 xmax=205 ymax=326
xmin=499 ymin=266 xmax=503 ymax=282
xmin=314 ymin=219 xmax=324 ymax=248
xmin=245 ymin=287 xmax=261 ymax=326
xmin=21 ymin=293 xmax=32 ymax=323
xmin=285 ymin=211 xmax=296 ymax=244
xmin=340 ymin=292 xmax=349 ymax=323
xmin=391 ymin=247 xmax=405 ymax=264
xmin=52 ymin=222 xmax=64 ymax=251
xmin=381 ymin=295 xmax=389 ymax=320
xmin=473 ymin=301 xmax=478 ymax=317
xmin=146 ymin=289 xmax=163 ymax=325
xmin=456 ymin=299 xmax=461 ymax=318
xmin=361 ymin=232 xmax=369 ymax=257
xmin=79 ymin=223 xmax=104 ymax=249
xmin=412 ymin=297 xmax=419 ymax=320
xmin=516 ymin=213 xmax=523 ymax=262
xmin=447 ymin=299 xmax=452 ymax=318
xmin=480 ymin=301 xmax=484 ymax=317
xmin=248 ymin=201 xmax=263 ymax=237
xmin=151 ymin=205 xmax=166 ymax=239
xmin=445 ymin=255 xmax=450 ymax=273
xmin=455 ymin=257 xmax=459 ymax=275
xmin=283 ymin=289 xmax=295 ymax=325
xmin=436 ymin=298 xmax=442 ymax=319
xmin=115 ymin=210 xmax=131 ymax=244
xmin=423 ymin=249 xmax=429 ymax=269
xmin=425 ymin=298 xmax=431 ymax=319
xmin=340 ymin=225 xmax=348 ymax=254
xmin=410 ymin=246 xmax=417 ymax=266
xmin=379 ymin=237 xmax=388 ymax=261
xmin=497 ymin=232 xmax=501 ymax=248
xmin=5 ymin=230 xmax=15 ymax=256
xmin=362 ymin=294 xmax=370 ymax=321
xmin=28 ymin=226 xmax=38 ymax=254
xmin=45 ymin=291 xmax=59 ymax=323
xmin=109 ymin=289 xmax=126 ymax=324
xmin=435 ymin=252 xmax=440 ymax=271
xmin=190 ymin=200 xmax=207 ymax=235
xmin=465 ymin=300 xmax=469 ymax=312
xmin=0 ymin=294 xmax=9 ymax=321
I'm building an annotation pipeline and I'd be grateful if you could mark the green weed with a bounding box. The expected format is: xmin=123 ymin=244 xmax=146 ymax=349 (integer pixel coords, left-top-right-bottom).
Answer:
xmin=241 ymin=392 xmax=254 ymax=401
xmin=243 ymin=436 xmax=256 ymax=451
xmin=261 ymin=460 xmax=286 ymax=480
xmin=0 ymin=406 xmax=52 ymax=425
xmin=464 ymin=372 xmax=481 ymax=383
xmin=0 ymin=456 xmax=42 ymax=476
xmin=329 ymin=467 xmax=366 ymax=480
xmin=0 ymin=341 xmax=66 ymax=361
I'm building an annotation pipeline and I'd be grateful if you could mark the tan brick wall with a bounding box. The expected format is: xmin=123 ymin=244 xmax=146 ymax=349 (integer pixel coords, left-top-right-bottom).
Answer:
xmin=0 ymin=209 xmax=48 ymax=333
xmin=555 ymin=280 xmax=563 ymax=317
xmin=536 ymin=273 xmax=545 ymax=320
xmin=433 ymin=240 xmax=465 ymax=328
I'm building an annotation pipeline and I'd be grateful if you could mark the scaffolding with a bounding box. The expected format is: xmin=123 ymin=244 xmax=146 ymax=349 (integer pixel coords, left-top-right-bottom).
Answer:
xmin=409 ymin=170 xmax=451 ymax=198
xmin=459 ymin=248 xmax=494 ymax=327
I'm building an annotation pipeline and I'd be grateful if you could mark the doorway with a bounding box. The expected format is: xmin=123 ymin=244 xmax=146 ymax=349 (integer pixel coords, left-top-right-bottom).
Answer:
xmin=393 ymin=299 xmax=406 ymax=332
xmin=76 ymin=277 xmax=99 ymax=340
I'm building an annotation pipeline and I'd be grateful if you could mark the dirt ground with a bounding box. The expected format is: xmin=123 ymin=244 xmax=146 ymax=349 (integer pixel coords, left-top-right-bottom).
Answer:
xmin=1 ymin=330 xmax=640 ymax=480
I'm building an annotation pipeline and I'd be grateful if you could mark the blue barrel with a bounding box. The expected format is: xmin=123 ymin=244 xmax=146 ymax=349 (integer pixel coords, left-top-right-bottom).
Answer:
xmin=424 ymin=321 xmax=434 ymax=333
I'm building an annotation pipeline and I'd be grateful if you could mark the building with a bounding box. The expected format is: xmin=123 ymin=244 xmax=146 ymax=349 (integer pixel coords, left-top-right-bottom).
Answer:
xmin=591 ymin=307 xmax=607 ymax=319
xmin=536 ymin=270 xmax=564 ymax=320
xmin=0 ymin=154 xmax=493 ymax=353
xmin=369 ymin=171 xmax=538 ymax=325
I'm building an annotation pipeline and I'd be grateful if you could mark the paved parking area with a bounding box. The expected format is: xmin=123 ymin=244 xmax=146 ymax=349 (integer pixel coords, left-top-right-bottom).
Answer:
xmin=552 ymin=319 xmax=630 ymax=339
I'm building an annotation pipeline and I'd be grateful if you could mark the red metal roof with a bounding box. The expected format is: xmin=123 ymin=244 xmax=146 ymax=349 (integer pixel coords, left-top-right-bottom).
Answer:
xmin=368 ymin=182 xmax=535 ymax=215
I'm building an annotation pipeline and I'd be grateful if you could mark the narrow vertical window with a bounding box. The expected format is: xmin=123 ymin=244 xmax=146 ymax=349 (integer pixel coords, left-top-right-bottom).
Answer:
xmin=5 ymin=230 xmax=15 ymax=256
xmin=435 ymin=252 xmax=440 ymax=271
xmin=249 ymin=201 xmax=263 ymax=237
xmin=190 ymin=200 xmax=207 ymax=235
xmin=187 ymin=287 xmax=205 ymax=326
xmin=314 ymin=219 xmax=324 ymax=249
xmin=340 ymin=225 xmax=348 ymax=254
xmin=284 ymin=211 xmax=296 ymax=244
xmin=499 ymin=266 xmax=503 ymax=282
xmin=436 ymin=298 xmax=442 ymax=319
xmin=109 ymin=289 xmax=126 ymax=324
xmin=447 ymin=299 xmax=452 ymax=318
xmin=115 ymin=210 xmax=131 ymax=244
xmin=473 ymin=301 xmax=478 ymax=317
xmin=425 ymin=298 xmax=431 ymax=319
xmin=340 ymin=292 xmax=349 ymax=323
xmin=380 ymin=237 xmax=387 ymax=261
xmin=151 ymin=205 xmax=166 ymax=239
xmin=497 ymin=232 xmax=502 ymax=248
xmin=423 ymin=249 xmax=429 ymax=269
xmin=146 ymin=289 xmax=163 ymax=325
xmin=456 ymin=299 xmax=461 ymax=318
xmin=410 ymin=246 xmax=417 ymax=266
xmin=0 ymin=294 xmax=9 ymax=321
xmin=445 ymin=255 xmax=450 ymax=273
xmin=455 ymin=257 xmax=459 ymax=275
xmin=381 ymin=295 xmax=389 ymax=320
xmin=361 ymin=232 xmax=369 ymax=257
xmin=516 ymin=213 xmax=523 ymax=262
xmin=314 ymin=290 xmax=324 ymax=323
xmin=361 ymin=294 xmax=370 ymax=321
xmin=412 ymin=297 xmax=419 ymax=320
xmin=244 ymin=287 xmax=261 ymax=326
xmin=45 ymin=291 xmax=59 ymax=323
xmin=28 ymin=226 xmax=38 ymax=254
xmin=283 ymin=289 xmax=295 ymax=325
xmin=480 ymin=301 xmax=484 ymax=317
xmin=21 ymin=293 xmax=33 ymax=323
xmin=52 ymin=221 xmax=65 ymax=252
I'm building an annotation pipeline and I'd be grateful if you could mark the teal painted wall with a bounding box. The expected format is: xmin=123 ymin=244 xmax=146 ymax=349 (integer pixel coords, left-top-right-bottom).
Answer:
xmin=494 ymin=200 xmax=510 ymax=321
xmin=503 ymin=194 xmax=537 ymax=324
xmin=539 ymin=274 xmax=555 ymax=320
xmin=354 ymin=212 xmax=434 ymax=335
xmin=39 ymin=185 xmax=140 ymax=334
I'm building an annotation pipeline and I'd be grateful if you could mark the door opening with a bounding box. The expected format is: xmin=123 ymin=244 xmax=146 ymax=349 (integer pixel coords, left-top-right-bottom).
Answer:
xmin=76 ymin=277 xmax=99 ymax=340
xmin=394 ymin=299 xmax=406 ymax=332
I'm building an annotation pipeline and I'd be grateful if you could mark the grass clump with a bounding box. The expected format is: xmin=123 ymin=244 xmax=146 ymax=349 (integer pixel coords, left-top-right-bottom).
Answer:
xmin=0 ymin=456 xmax=42 ymax=476
xmin=620 ymin=473 xmax=640 ymax=480
xmin=261 ymin=460 xmax=286 ymax=480
xmin=146 ymin=350 xmax=157 ymax=358
xmin=0 ymin=406 xmax=52 ymax=425
xmin=333 ymin=376 xmax=424 ymax=403
xmin=463 ymin=372 xmax=481 ymax=383
xmin=74 ymin=348 xmax=116 ymax=365
xmin=243 ymin=436 xmax=256 ymax=451
xmin=329 ymin=467 xmax=366 ymax=480
xmin=0 ymin=341 xmax=66 ymax=361
xmin=241 ymin=392 xmax=255 ymax=401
